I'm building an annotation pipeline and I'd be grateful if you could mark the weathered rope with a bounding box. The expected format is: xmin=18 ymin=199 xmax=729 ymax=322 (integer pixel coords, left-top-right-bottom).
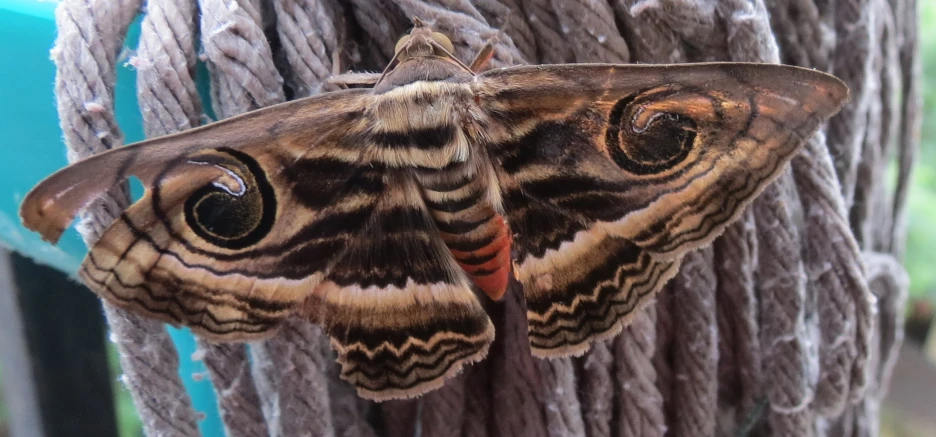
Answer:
xmin=51 ymin=1 xmax=915 ymax=436
xmin=488 ymin=288 xmax=551 ymax=437
xmin=272 ymin=0 xmax=347 ymax=95
xmin=826 ymin=0 xmax=874 ymax=211
xmin=53 ymin=1 xmax=203 ymax=436
xmin=754 ymin=172 xmax=817 ymax=436
xmin=136 ymin=0 xmax=273 ymax=434
xmin=890 ymin=0 xmax=921 ymax=259
xmin=717 ymin=4 xmax=822 ymax=433
xmin=579 ymin=340 xmax=613 ymax=437
xmin=461 ymin=356 xmax=493 ymax=437
xmin=419 ymin=370 xmax=468 ymax=436
xmin=614 ymin=308 xmax=665 ymax=437
xmin=196 ymin=342 xmax=269 ymax=437
xmin=669 ymin=248 xmax=719 ymax=437
xmin=715 ymin=210 xmax=761 ymax=428
xmin=795 ymin=136 xmax=874 ymax=416
xmin=136 ymin=1 xmax=273 ymax=434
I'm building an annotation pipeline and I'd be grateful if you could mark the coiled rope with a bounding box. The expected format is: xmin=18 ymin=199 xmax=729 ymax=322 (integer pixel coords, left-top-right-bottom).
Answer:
xmin=52 ymin=0 xmax=916 ymax=435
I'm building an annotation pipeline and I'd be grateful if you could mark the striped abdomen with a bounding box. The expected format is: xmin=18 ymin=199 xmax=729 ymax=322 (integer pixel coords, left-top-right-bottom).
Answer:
xmin=418 ymin=162 xmax=512 ymax=301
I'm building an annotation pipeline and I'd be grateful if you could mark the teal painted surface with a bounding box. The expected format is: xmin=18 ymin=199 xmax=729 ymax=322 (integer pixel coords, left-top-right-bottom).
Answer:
xmin=0 ymin=0 xmax=85 ymax=273
xmin=169 ymin=326 xmax=226 ymax=437
xmin=0 ymin=2 xmax=224 ymax=435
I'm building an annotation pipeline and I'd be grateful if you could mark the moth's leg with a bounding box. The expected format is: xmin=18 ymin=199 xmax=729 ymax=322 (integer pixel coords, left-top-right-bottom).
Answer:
xmin=469 ymin=13 xmax=513 ymax=73
xmin=469 ymin=42 xmax=497 ymax=73
xmin=327 ymin=72 xmax=382 ymax=89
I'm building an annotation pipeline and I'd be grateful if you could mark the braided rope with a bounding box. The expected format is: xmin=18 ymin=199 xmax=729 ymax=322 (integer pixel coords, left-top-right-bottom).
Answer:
xmin=754 ymin=174 xmax=817 ymax=435
xmin=199 ymin=2 xmax=336 ymax=435
xmin=54 ymin=1 xmax=203 ymax=435
xmin=715 ymin=211 xmax=762 ymax=426
xmin=890 ymin=0 xmax=921 ymax=259
xmin=669 ymin=248 xmax=719 ymax=437
xmin=579 ymin=341 xmax=614 ymax=437
xmin=135 ymin=0 xmax=272 ymax=434
xmin=50 ymin=1 xmax=914 ymax=436
xmin=614 ymin=308 xmax=666 ymax=437
xmin=489 ymin=289 xmax=551 ymax=437
xmin=827 ymin=0 xmax=874 ymax=211
xmin=272 ymin=0 xmax=346 ymax=95
xmin=419 ymin=371 xmax=468 ymax=436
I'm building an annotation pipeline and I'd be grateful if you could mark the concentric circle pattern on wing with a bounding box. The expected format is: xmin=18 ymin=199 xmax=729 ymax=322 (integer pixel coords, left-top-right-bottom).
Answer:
xmin=606 ymin=90 xmax=698 ymax=175
xmin=182 ymin=148 xmax=277 ymax=250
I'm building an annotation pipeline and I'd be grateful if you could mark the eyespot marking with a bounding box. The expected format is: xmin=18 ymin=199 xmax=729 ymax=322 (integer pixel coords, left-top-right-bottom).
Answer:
xmin=606 ymin=93 xmax=697 ymax=175
xmin=183 ymin=148 xmax=276 ymax=250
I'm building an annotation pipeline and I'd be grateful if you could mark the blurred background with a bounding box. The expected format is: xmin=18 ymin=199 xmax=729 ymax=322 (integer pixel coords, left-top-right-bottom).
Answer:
xmin=902 ymin=0 xmax=936 ymax=342
xmin=878 ymin=2 xmax=936 ymax=436
xmin=1 ymin=2 xmax=935 ymax=437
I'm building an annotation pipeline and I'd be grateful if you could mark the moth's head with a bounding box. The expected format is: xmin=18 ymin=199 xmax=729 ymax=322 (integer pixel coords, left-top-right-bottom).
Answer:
xmin=392 ymin=17 xmax=456 ymax=62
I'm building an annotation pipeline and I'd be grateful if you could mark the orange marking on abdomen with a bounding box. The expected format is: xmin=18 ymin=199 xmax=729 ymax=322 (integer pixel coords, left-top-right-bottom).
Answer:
xmin=445 ymin=214 xmax=512 ymax=301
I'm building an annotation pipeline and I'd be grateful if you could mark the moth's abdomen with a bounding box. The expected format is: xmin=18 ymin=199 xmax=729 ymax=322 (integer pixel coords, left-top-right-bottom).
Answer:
xmin=444 ymin=214 xmax=511 ymax=301
xmin=418 ymin=164 xmax=511 ymax=301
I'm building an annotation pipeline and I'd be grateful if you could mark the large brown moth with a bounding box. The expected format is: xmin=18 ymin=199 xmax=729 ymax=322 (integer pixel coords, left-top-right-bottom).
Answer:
xmin=20 ymin=19 xmax=847 ymax=401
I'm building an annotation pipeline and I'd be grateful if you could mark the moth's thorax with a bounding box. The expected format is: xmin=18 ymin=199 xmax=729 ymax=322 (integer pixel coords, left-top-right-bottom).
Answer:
xmin=365 ymin=79 xmax=484 ymax=169
xmin=375 ymin=57 xmax=473 ymax=92
xmin=370 ymin=80 xmax=473 ymax=125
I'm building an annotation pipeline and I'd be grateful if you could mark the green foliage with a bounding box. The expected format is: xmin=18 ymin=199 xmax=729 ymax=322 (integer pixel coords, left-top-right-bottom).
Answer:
xmin=107 ymin=343 xmax=144 ymax=437
xmin=905 ymin=1 xmax=936 ymax=298
xmin=905 ymin=165 xmax=936 ymax=296
xmin=918 ymin=2 xmax=936 ymax=162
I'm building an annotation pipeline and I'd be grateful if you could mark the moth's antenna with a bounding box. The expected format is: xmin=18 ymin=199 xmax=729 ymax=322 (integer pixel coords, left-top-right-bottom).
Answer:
xmin=412 ymin=16 xmax=427 ymax=28
xmin=374 ymin=48 xmax=404 ymax=87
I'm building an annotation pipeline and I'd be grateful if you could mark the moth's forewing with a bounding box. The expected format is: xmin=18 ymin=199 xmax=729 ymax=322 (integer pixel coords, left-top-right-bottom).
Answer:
xmin=474 ymin=63 xmax=847 ymax=357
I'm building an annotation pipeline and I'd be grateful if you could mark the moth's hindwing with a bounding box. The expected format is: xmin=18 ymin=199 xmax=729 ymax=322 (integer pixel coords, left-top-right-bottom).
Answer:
xmin=476 ymin=63 xmax=848 ymax=357
xmin=520 ymin=233 xmax=683 ymax=356
xmin=307 ymin=176 xmax=494 ymax=400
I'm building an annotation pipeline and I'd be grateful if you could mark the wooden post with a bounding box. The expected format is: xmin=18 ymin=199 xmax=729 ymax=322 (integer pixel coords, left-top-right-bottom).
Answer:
xmin=0 ymin=250 xmax=118 ymax=437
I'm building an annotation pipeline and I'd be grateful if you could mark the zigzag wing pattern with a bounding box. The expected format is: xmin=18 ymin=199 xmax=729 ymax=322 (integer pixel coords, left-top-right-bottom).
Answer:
xmin=307 ymin=174 xmax=494 ymax=400
xmin=21 ymin=22 xmax=850 ymax=402
xmin=477 ymin=64 xmax=848 ymax=357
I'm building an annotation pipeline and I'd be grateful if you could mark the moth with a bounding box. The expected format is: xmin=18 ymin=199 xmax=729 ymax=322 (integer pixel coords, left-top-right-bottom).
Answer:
xmin=20 ymin=19 xmax=847 ymax=401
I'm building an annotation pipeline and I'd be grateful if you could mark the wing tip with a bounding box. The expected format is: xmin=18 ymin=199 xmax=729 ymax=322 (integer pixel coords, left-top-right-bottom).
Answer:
xmin=20 ymin=193 xmax=69 ymax=244
xmin=807 ymin=70 xmax=849 ymax=115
